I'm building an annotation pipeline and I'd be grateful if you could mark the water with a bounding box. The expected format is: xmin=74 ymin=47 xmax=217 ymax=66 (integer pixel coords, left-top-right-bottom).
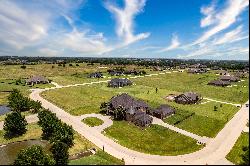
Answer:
xmin=0 ymin=105 xmax=11 ymax=115
xmin=0 ymin=139 xmax=50 ymax=165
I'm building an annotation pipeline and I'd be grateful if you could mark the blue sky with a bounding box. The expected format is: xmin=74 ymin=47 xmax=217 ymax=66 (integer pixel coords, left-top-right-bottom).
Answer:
xmin=0 ymin=0 xmax=249 ymax=60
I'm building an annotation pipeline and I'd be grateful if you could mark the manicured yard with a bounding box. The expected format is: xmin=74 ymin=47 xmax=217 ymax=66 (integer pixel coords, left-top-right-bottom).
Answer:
xmin=82 ymin=117 xmax=104 ymax=127
xmin=104 ymin=121 xmax=203 ymax=156
xmin=69 ymin=151 xmax=124 ymax=165
xmin=226 ymin=132 xmax=249 ymax=165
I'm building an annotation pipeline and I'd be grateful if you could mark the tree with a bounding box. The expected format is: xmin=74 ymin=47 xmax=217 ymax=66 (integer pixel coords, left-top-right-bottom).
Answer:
xmin=14 ymin=145 xmax=55 ymax=165
xmin=8 ymin=89 xmax=31 ymax=112
xmin=20 ymin=65 xmax=26 ymax=69
xmin=50 ymin=141 xmax=69 ymax=165
xmin=29 ymin=100 xmax=42 ymax=113
xmin=38 ymin=109 xmax=60 ymax=140
xmin=241 ymin=146 xmax=249 ymax=165
xmin=214 ymin=106 xmax=218 ymax=111
xmin=114 ymin=106 xmax=126 ymax=120
xmin=50 ymin=122 xmax=74 ymax=147
xmin=3 ymin=111 xmax=27 ymax=138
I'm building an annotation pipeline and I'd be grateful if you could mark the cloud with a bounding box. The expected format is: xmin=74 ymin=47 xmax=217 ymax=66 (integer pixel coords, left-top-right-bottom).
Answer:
xmin=213 ymin=25 xmax=249 ymax=45
xmin=194 ymin=0 xmax=249 ymax=45
xmin=158 ymin=34 xmax=180 ymax=52
xmin=39 ymin=48 xmax=60 ymax=56
xmin=105 ymin=0 xmax=150 ymax=46
xmin=0 ymin=1 xmax=50 ymax=49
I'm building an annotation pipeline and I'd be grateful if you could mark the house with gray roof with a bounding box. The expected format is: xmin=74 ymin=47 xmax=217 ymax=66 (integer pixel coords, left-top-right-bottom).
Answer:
xmin=174 ymin=92 xmax=202 ymax=104
xmin=88 ymin=72 xmax=103 ymax=78
xmin=150 ymin=104 xmax=176 ymax=119
xmin=108 ymin=78 xmax=132 ymax=88
xmin=208 ymin=80 xmax=231 ymax=87
xmin=220 ymin=76 xmax=240 ymax=82
xmin=26 ymin=76 xmax=49 ymax=85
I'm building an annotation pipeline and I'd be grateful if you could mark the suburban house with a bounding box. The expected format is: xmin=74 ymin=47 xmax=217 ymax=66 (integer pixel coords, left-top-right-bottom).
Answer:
xmin=187 ymin=68 xmax=207 ymax=74
xmin=208 ymin=80 xmax=231 ymax=87
xmin=174 ymin=92 xmax=202 ymax=104
xmin=189 ymin=63 xmax=207 ymax=69
xmin=26 ymin=76 xmax=49 ymax=85
xmin=150 ymin=104 xmax=176 ymax=119
xmin=105 ymin=93 xmax=153 ymax=127
xmin=108 ymin=78 xmax=132 ymax=88
xmin=107 ymin=69 xmax=124 ymax=76
xmin=220 ymin=76 xmax=240 ymax=82
xmin=234 ymin=72 xmax=248 ymax=78
xmin=88 ymin=72 xmax=103 ymax=78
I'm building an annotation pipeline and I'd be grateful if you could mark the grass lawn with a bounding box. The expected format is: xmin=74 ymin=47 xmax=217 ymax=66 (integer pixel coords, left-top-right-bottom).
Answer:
xmin=82 ymin=117 xmax=104 ymax=127
xmin=104 ymin=121 xmax=203 ymax=156
xmin=226 ymin=132 xmax=249 ymax=165
xmin=69 ymin=151 xmax=124 ymax=165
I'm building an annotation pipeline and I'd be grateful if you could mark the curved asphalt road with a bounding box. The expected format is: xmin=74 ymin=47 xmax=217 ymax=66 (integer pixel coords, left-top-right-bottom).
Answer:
xmin=30 ymin=87 xmax=249 ymax=165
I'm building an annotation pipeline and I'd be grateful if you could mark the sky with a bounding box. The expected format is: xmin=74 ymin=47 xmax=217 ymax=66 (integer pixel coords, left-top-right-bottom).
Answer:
xmin=0 ymin=0 xmax=249 ymax=60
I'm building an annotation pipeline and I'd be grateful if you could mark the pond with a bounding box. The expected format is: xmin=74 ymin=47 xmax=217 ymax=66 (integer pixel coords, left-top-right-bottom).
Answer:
xmin=0 ymin=105 xmax=11 ymax=116
xmin=0 ymin=139 xmax=50 ymax=165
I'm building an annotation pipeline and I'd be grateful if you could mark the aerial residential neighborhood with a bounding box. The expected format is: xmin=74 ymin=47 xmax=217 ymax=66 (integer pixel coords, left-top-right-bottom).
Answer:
xmin=0 ymin=0 xmax=249 ymax=165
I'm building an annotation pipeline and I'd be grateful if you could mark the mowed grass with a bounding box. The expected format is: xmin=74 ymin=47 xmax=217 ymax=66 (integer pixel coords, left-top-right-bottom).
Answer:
xmin=104 ymin=121 xmax=203 ymax=156
xmin=82 ymin=117 xmax=104 ymax=127
xmin=226 ymin=132 xmax=249 ymax=165
xmin=132 ymin=71 xmax=249 ymax=104
xmin=42 ymin=81 xmax=242 ymax=137
xmin=0 ymin=123 xmax=96 ymax=156
xmin=69 ymin=151 xmax=124 ymax=165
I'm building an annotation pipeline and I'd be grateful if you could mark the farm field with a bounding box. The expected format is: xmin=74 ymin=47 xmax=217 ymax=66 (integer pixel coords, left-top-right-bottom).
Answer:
xmin=104 ymin=121 xmax=203 ymax=156
xmin=226 ymin=132 xmax=249 ymax=165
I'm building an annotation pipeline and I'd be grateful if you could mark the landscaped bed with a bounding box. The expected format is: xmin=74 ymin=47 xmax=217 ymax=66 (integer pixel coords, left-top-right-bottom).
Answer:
xmin=103 ymin=121 xmax=203 ymax=156
xmin=82 ymin=117 xmax=104 ymax=127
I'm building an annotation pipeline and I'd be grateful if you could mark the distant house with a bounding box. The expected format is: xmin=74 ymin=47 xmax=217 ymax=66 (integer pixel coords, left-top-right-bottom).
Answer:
xmin=220 ymin=76 xmax=240 ymax=82
xmin=108 ymin=78 xmax=132 ymax=88
xmin=107 ymin=69 xmax=124 ymax=76
xmin=234 ymin=72 xmax=247 ymax=78
xmin=105 ymin=93 xmax=153 ymax=127
xmin=88 ymin=72 xmax=103 ymax=78
xmin=208 ymin=80 xmax=231 ymax=87
xmin=150 ymin=105 xmax=176 ymax=119
xmin=153 ymin=66 xmax=162 ymax=71
xmin=175 ymin=92 xmax=202 ymax=104
xmin=26 ymin=76 xmax=49 ymax=85
xmin=218 ymin=70 xmax=230 ymax=76
xmin=189 ymin=63 xmax=207 ymax=69
xmin=187 ymin=68 xmax=207 ymax=74
xmin=179 ymin=64 xmax=187 ymax=69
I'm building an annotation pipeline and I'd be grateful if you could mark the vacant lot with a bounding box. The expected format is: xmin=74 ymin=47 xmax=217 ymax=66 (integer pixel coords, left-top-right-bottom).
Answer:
xmin=104 ymin=121 xmax=203 ymax=156
xmin=226 ymin=132 xmax=249 ymax=165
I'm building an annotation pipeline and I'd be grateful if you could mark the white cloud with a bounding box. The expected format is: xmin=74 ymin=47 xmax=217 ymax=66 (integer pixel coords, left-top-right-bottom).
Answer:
xmin=0 ymin=1 xmax=50 ymax=49
xmin=194 ymin=0 xmax=249 ymax=45
xmin=213 ymin=25 xmax=249 ymax=45
xmin=200 ymin=1 xmax=216 ymax=27
xmin=158 ymin=34 xmax=180 ymax=52
xmin=105 ymin=0 xmax=150 ymax=46
xmin=39 ymin=48 xmax=60 ymax=56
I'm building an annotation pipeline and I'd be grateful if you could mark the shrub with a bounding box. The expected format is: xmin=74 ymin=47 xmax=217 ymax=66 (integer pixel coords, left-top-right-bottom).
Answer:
xmin=29 ymin=100 xmax=42 ymax=113
xmin=8 ymin=89 xmax=31 ymax=112
xmin=3 ymin=111 xmax=28 ymax=138
xmin=20 ymin=65 xmax=26 ymax=69
xmin=14 ymin=145 xmax=55 ymax=165
xmin=69 ymin=64 xmax=73 ymax=67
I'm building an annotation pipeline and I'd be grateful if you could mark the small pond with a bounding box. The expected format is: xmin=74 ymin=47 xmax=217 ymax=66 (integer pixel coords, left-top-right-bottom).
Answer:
xmin=0 ymin=139 xmax=50 ymax=165
xmin=0 ymin=105 xmax=11 ymax=116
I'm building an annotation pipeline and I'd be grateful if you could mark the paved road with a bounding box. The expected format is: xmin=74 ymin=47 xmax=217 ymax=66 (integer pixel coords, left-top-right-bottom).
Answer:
xmin=30 ymin=87 xmax=249 ymax=165
xmin=0 ymin=114 xmax=38 ymax=130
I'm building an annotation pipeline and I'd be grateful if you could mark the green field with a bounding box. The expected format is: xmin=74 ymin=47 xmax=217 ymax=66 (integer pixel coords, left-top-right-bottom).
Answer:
xmin=69 ymin=151 xmax=124 ymax=165
xmin=42 ymin=75 xmax=244 ymax=138
xmin=104 ymin=121 xmax=203 ymax=156
xmin=82 ymin=117 xmax=104 ymax=127
xmin=226 ymin=132 xmax=249 ymax=165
